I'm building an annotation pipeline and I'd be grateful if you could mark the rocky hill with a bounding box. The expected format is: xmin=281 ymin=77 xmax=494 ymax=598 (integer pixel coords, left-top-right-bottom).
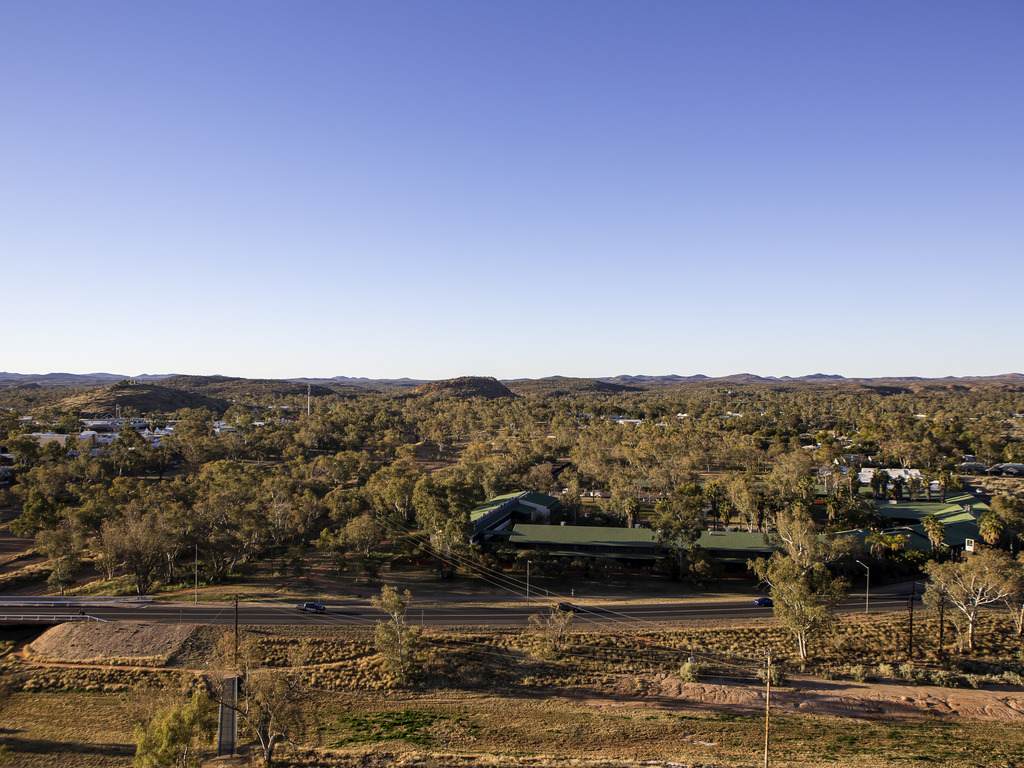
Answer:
xmin=288 ymin=376 xmax=425 ymax=392
xmin=410 ymin=376 xmax=516 ymax=400
xmin=49 ymin=382 xmax=231 ymax=416
xmin=2 ymin=376 xmax=349 ymax=416
xmin=506 ymin=377 xmax=644 ymax=397
xmin=158 ymin=375 xmax=338 ymax=400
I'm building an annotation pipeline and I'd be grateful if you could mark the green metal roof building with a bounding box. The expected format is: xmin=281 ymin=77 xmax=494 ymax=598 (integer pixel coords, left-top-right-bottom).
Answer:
xmin=505 ymin=524 xmax=776 ymax=566
xmin=835 ymin=491 xmax=985 ymax=553
xmin=472 ymin=489 xmax=987 ymax=570
xmin=470 ymin=491 xmax=561 ymax=544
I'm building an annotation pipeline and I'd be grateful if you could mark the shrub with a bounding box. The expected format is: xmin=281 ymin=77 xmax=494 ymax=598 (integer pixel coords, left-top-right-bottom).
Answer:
xmin=954 ymin=659 xmax=1002 ymax=676
xmin=1003 ymin=671 xmax=1024 ymax=686
xmin=929 ymin=670 xmax=967 ymax=688
xmin=850 ymin=664 xmax=869 ymax=683
xmin=897 ymin=663 xmax=919 ymax=682
xmin=876 ymin=662 xmax=895 ymax=679
xmin=679 ymin=661 xmax=705 ymax=683
xmin=756 ymin=665 xmax=786 ymax=686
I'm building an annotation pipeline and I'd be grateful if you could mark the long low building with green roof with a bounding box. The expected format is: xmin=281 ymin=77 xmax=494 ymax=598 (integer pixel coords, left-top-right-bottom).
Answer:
xmin=835 ymin=491 xmax=986 ymax=553
xmin=472 ymin=489 xmax=989 ymax=571
xmin=505 ymin=523 xmax=776 ymax=568
xmin=471 ymin=491 xmax=562 ymax=545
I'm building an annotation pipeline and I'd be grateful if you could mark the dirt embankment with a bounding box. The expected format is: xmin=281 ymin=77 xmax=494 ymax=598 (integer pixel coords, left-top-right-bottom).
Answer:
xmin=24 ymin=622 xmax=198 ymax=666
xmin=581 ymin=672 xmax=1024 ymax=723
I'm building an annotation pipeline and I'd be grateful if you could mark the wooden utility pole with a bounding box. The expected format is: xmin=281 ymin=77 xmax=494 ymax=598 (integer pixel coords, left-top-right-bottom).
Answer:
xmin=763 ymin=648 xmax=772 ymax=768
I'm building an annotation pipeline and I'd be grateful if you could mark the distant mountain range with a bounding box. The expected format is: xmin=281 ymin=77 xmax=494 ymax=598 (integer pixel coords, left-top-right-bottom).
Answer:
xmin=2 ymin=371 xmax=1023 ymax=390
xmin=0 ymin=372 xmax=176 ymax=387
xmin=598 ymin=373 xmax=1024 ymax=388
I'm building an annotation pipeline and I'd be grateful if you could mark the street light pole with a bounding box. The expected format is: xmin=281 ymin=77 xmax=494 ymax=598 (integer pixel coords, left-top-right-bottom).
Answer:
xmin=855 ymin=560 xmax=869 ymax=613
xmin=526 ymin=560 xmax=531 ymax=606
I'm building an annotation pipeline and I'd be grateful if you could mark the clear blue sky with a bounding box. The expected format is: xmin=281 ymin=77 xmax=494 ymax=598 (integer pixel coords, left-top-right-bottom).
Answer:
xmin=3 ymin=1 xmax=1021 ymax=380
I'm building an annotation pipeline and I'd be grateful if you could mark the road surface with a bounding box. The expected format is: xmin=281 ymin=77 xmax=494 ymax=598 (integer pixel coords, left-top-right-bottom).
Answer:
xmin=0 ymin=587 xmax=915 ymax=629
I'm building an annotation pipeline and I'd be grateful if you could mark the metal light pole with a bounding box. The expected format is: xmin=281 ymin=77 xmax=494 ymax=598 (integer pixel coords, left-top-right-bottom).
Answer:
xmin=194 ymin=544 xmax=199 ymax=604
xmin=526 ymin=560 xmax=532 ymax=606
xmin=855 ymin=560 xmax=869 ymax=613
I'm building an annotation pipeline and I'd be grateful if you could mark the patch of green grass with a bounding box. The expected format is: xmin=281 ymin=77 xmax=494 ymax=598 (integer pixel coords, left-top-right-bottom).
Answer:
xmin=331 ymin=709 xmax=476 ymax=747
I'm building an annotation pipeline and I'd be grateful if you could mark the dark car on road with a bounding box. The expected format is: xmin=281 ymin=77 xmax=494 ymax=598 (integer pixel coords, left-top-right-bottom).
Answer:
xmin=556 ymin=602 xmax=581 ymax=613
xmin=753 ymin=597 xmax=774 ymax=607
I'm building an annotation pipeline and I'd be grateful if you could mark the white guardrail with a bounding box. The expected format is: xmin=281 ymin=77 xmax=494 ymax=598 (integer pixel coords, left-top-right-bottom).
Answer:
xmin=0 ymin=614 xmax=109 ymax=623
xmin=0 ymin=596 xmax=152 ymax=607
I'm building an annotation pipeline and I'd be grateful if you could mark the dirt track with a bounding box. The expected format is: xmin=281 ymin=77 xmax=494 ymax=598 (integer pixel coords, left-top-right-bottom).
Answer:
xmin=580 ymin=672 xmax=1024 ymax=722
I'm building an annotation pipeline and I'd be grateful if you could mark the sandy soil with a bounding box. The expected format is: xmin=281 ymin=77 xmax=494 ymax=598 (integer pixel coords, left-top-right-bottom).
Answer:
xmin=579 ymin=671 xmax=1024 ymax=723
xmin=25 ymin=621 xmax=197 ymax=664
xmin=0 ymin=527 xmax=42 ymax=573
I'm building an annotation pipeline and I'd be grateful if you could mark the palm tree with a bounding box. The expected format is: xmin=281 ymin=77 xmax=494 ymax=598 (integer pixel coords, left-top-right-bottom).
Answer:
xmin=892 ymin=475 xmax=905 ymax=502
xmin=826 ymin=497 xmax=841 ymax=524
xmin=939 ymin=470 xmax=950 ymax=503
xmin=978 ymin=512 xmax=1005 ymax=547
xmin=866 ymin=532 xmax=888 ymax=558
xmin=922 ymin=513 xmax=945 ymax=550
xmin=908 ymin=475 xmax=922 ymax=502
xmin=870 ymin=469 xmax=889 ymax=500
xmin=866 ymin=531 xmax=908 ymax=558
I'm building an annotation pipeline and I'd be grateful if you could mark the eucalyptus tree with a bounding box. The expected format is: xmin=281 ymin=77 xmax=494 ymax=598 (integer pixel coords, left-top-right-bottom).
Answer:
xmin=191 ymin=460 xmax=267 ymax=581
xmin=924 ymin=548 xmax=1017 ymax=651
xmin=102 ymin=505 xmax=166 ymax=595
xmin=1003 ymin=553 xmax=1024 ymax=637
xmin=372 ymin=585 xmax=421 ymax=684
xmin=992 ymin=495 xmax=1024 ymax=542
xmin=412 ymin=470 xmax=477 ymax=578
xmin=132 ymin=689 xmax=215 ymax=768
xmin=364 ymin=458 xmax=421 ymax=529
xmin=36 ymin=517 xmax=82 ymax=595
xmin=725 ymin=472 xmax=762 ymax=532
xmin=651 ymin=483 xmax=706 ymax=581
xmin=204 ymin=635 xmax=307 ymax=766
xmin=750 ymin=500 xmax=850 ymax=659
xmin=750 ymin=555 xmax=846 ymax=660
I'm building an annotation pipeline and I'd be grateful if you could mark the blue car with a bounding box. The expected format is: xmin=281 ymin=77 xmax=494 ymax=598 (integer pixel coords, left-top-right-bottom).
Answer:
xmin=753 ymin=597 xmax=774 ymax=607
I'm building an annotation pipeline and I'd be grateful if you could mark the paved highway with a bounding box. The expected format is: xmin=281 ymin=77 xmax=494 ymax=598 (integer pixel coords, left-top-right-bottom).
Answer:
xmin=0 ymin=588 xmax=915 ymax=629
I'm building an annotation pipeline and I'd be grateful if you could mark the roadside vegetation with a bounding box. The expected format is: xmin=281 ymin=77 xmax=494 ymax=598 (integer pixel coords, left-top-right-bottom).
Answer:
xmin=3 ymin=607 xmax=1024 ymax=767
xmin=2 ymin=376 xmax=1024 ymax=765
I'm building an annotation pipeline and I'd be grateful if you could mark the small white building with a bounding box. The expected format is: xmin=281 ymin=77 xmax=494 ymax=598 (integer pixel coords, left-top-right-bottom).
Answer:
xmin=858 ymin=468 xmax=924 ymax=485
